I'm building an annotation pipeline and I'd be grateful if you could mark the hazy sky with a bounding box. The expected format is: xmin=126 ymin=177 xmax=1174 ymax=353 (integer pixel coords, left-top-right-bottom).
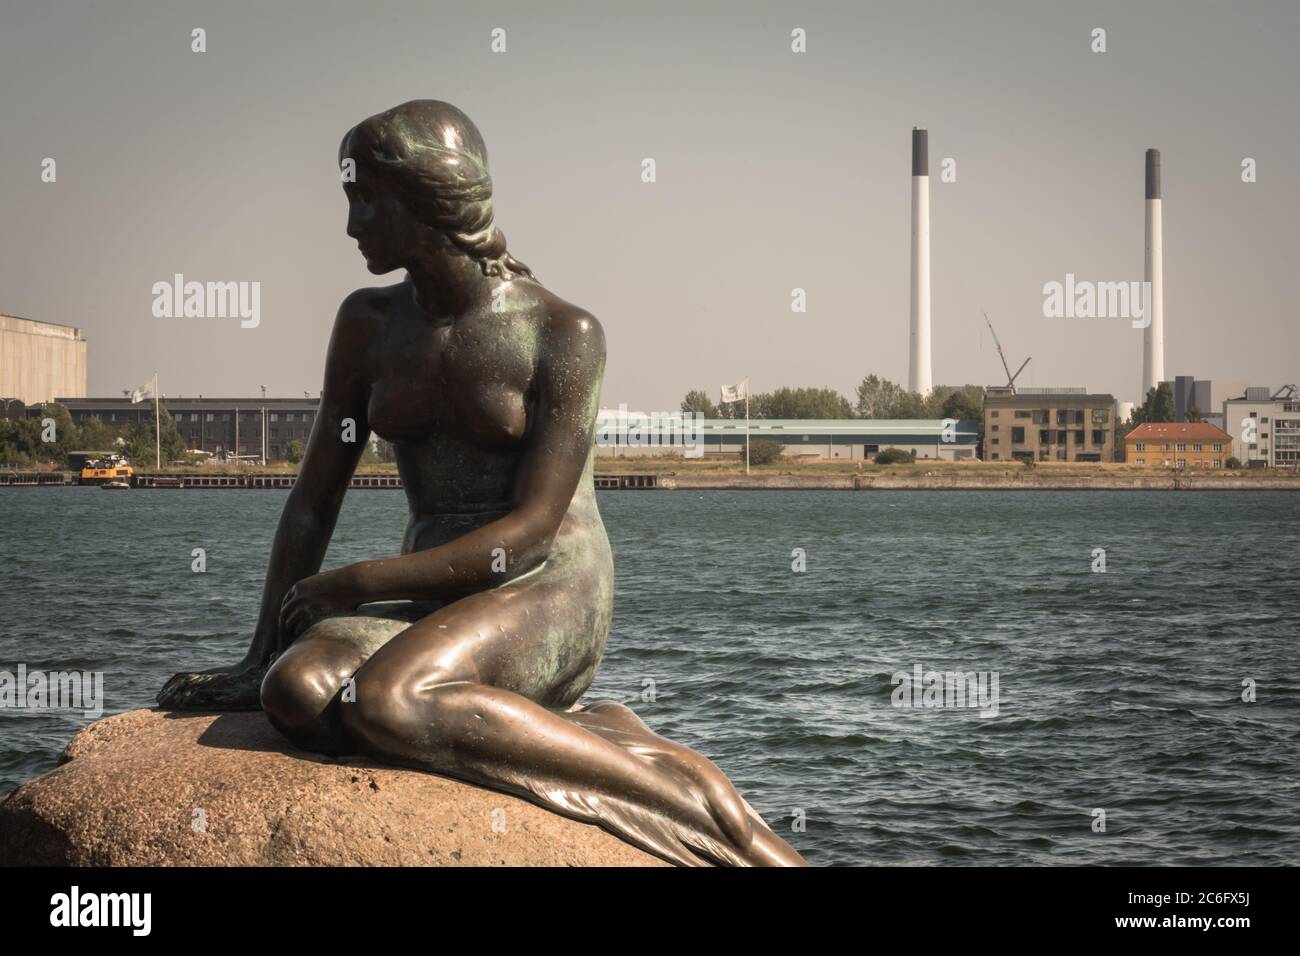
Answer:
xmin=1 ymin=0 xmax=1296 ymax=409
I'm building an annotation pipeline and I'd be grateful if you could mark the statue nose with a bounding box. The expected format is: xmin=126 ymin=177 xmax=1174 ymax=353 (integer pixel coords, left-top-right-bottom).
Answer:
xmin=347 ymin=205 xmax=374 ymax=239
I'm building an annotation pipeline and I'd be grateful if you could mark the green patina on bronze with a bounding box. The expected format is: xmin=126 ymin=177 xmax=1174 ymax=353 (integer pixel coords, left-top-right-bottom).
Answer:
xmin=157 ymin=100 xmax=804 ymax=867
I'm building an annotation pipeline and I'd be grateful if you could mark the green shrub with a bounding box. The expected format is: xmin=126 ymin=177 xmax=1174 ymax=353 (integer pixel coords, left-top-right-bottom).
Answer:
xmin=1225 ymin=456 xmax=1241 ymax=469
xmin=748 ymin=438 xmax=784 ymax=466
xmin=875 ymin=447 xmax=916 ymax=465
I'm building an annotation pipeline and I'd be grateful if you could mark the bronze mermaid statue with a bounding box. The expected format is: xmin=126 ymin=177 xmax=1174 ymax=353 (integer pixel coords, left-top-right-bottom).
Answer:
xmin=157 ymin=99 xmax=805 ymax=867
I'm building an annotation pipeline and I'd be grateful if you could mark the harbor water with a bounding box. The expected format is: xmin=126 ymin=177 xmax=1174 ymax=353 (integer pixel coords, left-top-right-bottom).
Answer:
xmin=1 ymin=488 xmax=1297 ymax=865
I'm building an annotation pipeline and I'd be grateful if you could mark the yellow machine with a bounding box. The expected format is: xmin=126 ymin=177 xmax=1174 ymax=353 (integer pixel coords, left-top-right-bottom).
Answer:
xmin=80 ymin=453 xmax=134 ymax=485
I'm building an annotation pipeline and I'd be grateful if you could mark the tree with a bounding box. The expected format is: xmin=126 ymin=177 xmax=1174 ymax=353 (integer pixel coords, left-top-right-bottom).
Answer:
xmin=0 ymin=404 xmax=193 ymax=469
xmin=157 ymin=406 xmax=186 ymax=463
xmin=286 ymin=440 xmax=305 ymax=464
xmin=120 ymin=406 xmax=185 ymax=467
xmin=1185 ymin=406 xmax=1203 ymax=423
xmin=892 ymin=391 xmax=931 ymax=419
xmin=1130 ymin=383 xmax=1176 ymax=426
xmin=855 ymin=375 xmax=906 ymax=418
xmin=854 ymin=376 xmax=982 ymax=420
xmin=35 ymin=403 xmax=76 ymax=462
xmin=937 ymin=385 xmax=984 ymax=422
xmin=0 ymin=417 xmax=45 ymax=465
xmin=75 ymin=415 xmax=117 ymax=454
xmin=680 ymin=389 xmax=719 ymax=418
xmin=756 ymin=386 xmax=853 ymax=419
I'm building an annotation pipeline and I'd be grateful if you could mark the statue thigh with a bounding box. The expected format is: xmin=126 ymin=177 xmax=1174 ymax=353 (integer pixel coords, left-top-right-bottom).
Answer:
xmin=262 ymin=555 xmax=613 ymax=753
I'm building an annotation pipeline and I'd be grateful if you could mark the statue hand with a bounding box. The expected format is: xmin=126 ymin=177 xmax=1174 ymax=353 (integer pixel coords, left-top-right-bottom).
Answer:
xmin=280 ymin=569 xmax=362 ymax=641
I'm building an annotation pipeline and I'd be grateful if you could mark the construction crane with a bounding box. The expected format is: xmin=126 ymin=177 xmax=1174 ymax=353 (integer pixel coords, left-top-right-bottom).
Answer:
xmin=982 ymin=311 xmax=1031 ymax=391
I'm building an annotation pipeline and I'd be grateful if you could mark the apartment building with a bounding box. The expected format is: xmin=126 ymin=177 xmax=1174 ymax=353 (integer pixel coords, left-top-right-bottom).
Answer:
xmin=981 ymin=387 xmax=1118 ymax=462
xmin=1123 ymin=422 xmax=1233 ymax=469
xmin=1221 ymin=385 xmax=1300 ymax=468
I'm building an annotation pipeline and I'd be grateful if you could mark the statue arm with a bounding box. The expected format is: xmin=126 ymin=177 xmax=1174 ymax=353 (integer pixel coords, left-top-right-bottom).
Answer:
xmin=286 ymin=311 xmax=603 ymax=621
xmin=249 ymin=296 xmax=372 ymax=660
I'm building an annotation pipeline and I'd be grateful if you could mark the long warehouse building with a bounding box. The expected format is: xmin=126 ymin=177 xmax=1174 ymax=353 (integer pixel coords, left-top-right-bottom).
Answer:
xmin=595 ymin=413 xmax=979 ymax=461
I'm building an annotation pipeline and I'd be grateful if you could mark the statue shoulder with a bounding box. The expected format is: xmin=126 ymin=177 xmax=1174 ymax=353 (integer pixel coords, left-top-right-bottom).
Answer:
xmin=337 ymin=284 xmax=399 ymax=327
xmin=318 ymin=285 xmax=399 ymax=391
xmin=328 ymin=284 xmax=400 ymax=355
xmin=534 ymin=289 xmax=605 ymax=357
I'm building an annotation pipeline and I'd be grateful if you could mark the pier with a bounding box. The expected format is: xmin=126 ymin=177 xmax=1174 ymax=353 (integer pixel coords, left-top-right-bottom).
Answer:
xmin=594 ymin=475 xmax=659 ymax=490
xmin=0 ymin=471 xmax=76 ymax=486
xmin=131 ymin=472 xmax=406 ymax=489
xmin=5 ymin=470 xmax=1299 ymax=491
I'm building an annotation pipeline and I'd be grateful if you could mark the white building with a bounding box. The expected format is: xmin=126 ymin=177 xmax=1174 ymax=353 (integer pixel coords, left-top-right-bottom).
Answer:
xmin=1221 ymin=385 xmax=1300 ymax=467
xmin=594 ymin=411 xmax=979 ymax=461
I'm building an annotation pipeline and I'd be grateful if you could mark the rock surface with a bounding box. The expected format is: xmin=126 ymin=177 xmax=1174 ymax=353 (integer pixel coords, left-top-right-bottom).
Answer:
xmin=0 ymin=709 xmax=667 ymax=866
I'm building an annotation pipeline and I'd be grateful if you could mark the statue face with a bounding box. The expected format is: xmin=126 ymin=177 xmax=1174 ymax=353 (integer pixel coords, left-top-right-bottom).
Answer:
xmin=343 ymin=168 xmax=423 ymax=275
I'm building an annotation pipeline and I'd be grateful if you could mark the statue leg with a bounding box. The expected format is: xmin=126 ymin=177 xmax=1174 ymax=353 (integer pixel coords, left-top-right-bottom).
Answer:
xmin=570 ymin=700 xmax=807 ymax=867
xmin=332 ymin=578 xmax=803 ymax=866
xmin=261 ymin=603 xmax=435 ymax=752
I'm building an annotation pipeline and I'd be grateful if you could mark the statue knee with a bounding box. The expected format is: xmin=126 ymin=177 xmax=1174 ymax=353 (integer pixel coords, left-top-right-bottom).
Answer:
xmin=261 ymin=649 xmax=351 ymax=751
xmin=339 ymin=672 xmax=487 ymax=757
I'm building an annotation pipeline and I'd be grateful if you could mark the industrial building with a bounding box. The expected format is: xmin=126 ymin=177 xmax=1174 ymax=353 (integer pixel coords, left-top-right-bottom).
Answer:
xmin=1156 ymin=375 xmax=1244 ymax=431
xmin=909 ymin=127 xmax=932 ymax=396
xmin=1221 ymin=385 xmax=1300 ymax=468
xmin=27 ymin=398 xmax=978 ymax=464
xmin=1142 ymin=149 xmax=1165 ymax=402
xmin=0 ymin=315 xmax=87 ymax=406
xmin=981 ymin=387 xmax=1118 ymax=462
xmin=33 ymin=396 xmax=319 ymax=463
xmin=595 ymin=413 xmax=978 ymax=461
xmin=1124 ymin=422 xmax=1232 ymax=468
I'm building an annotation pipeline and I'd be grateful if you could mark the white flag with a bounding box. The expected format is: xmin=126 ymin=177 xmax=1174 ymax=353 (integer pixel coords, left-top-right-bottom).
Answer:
xmin=720 ymin=380 xmax=748 ymax=403
xmin=130 ymin=381 xmax=155 ymax=404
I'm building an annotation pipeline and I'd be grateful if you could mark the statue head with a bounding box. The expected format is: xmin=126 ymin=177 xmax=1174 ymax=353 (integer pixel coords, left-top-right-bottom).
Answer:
xmin=340 ymin=100 xmax=534 ymax=281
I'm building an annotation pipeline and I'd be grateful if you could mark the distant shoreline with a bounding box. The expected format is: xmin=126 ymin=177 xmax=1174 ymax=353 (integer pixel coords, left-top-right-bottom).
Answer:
xmin=4 ymin=471 xmax=1300 ymax=491
xmin=651 ymin=474 xmax=1300 ymax=491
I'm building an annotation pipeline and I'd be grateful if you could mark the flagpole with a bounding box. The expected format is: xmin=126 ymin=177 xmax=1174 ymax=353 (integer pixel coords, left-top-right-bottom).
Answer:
xmin=745 ymin=377 xmax=750 ymax=476
xmin=152 ymin=371 xmax=160 ymax=469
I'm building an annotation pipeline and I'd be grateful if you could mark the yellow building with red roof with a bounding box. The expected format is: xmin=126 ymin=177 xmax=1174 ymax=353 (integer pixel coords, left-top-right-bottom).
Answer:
xmin=1124 ymin=422 xmax=1233 ymax=469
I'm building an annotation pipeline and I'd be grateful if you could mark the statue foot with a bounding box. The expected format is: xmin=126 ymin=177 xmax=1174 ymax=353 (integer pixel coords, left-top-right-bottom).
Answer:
xmin=157 ymin=660 xmax=268 ymax=711
xmin=572 ymin=701 xmax=808 ymax=866
xmin=651 ymin=742 xmax=808 ymax=866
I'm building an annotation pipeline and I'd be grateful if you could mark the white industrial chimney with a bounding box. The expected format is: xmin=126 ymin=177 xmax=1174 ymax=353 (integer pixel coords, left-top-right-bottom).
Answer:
xmin=1142 ymin=148 xmax=1165 ymax=400
xmin=909 ymin=128 xmax=932 ymax=396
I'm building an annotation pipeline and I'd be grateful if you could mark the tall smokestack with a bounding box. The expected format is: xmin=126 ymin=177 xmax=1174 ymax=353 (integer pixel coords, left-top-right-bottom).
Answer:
xmin=909 ymin=127 xmax=932 ymax=396
xmin=1143 ymin=148 xmax=1164 ymax=400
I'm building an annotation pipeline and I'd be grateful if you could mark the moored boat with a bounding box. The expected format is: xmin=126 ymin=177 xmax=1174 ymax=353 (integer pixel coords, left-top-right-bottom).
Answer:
xmin=80 ymin=453 xmax=134 ymax=486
